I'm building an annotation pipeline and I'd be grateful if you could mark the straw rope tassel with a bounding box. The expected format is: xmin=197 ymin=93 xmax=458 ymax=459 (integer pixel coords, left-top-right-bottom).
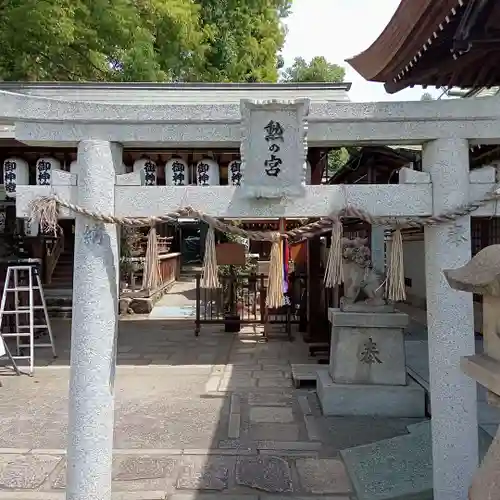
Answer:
xmin=29 ymin=196 xmax=59 ymax=235
xmin=324 ymin=219 xmax=344 ymax=288
xmin=385 ymin=228 xmax=406 ymax=302
xmin=266 ymin=236 xmax=285 ymax=309
xmin=142 ymin=224 xmax=161 ymax=291
xmin=201 ymin=226 xmax=221 ymax=289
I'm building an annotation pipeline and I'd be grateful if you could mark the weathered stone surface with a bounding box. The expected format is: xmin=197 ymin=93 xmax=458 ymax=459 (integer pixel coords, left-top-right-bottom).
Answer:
xmin=219 ymin=378 xmax=256 ymax=390
xmin=258 ymin=379 xmax=293 ymax=388
xmin=329 ymin=310 xmax=408 ymax=386
xmin=251 ymin=371 xmax=285 ymax=379
xmin=469 ymin=426 xmax=500 ymax=500
xmin=247 ymin=393 xmax=293 ymax=407
xmin=248 ymin=423 xmax=300 ymax=441
xmin=0 ymin=454 xmax=62 ymax=489
xmin=113 ymin=456 xmax=177 ymax=481
xmin=236 ymin=456 xmax=293 ymax=493
xmin=249 ymin=407 xmax=294 ymax=424
xmin=443 ymin=244 xmax=500 ymax=296
xmin=176 ymin=456 xmax=231 ymax=490
xmin=296 ymin=458 xmax=352 ymax=494
xmin=170 ymin=494 xmax=258 ymax=500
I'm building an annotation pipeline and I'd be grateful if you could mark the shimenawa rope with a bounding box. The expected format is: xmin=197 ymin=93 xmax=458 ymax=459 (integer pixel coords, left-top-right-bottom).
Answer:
xmin=28 ymin=182 xmax=500 ymax=304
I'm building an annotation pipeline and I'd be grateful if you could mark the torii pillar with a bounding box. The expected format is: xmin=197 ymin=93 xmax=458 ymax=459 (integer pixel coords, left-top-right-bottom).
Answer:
xmin=66 ymin=140 xmax=124 ymax=500
xmin=423 ymin=138 xmax=478 ymax=500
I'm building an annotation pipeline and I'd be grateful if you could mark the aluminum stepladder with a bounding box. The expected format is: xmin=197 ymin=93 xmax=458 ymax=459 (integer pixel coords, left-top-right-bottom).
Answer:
xmin=0 ymin=263 xmax=57 ymax=376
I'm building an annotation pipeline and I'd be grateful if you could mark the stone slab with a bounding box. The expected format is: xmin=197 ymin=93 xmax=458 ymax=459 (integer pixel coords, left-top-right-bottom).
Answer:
xmin=295 ymin=458 xmax=352 ymax=494
xmin=341 ymin=421 xmax=494 ymax=500
xmin=169 ymin=495 xmax=258 ymax=500
xmin=317 ymin=370 xmax=426 ymax=417
xmin=248 ymin=423 xmax=300 ymax=441
xmin=249 ymin=407 xmax=294 ymax=424
xmin=329 ymin=321 xmax=407 ymax=386
xmin=247 ymin=393 xmax=293 ymax=407
xmin=0 ymin=454 xmax=62 ymax=489
xmin=257 ymin=378 xmax=293 ymax=388
xmin=341 ymin=428 xmax=433 ymax=500
xmin=340 ymin=303 xmax=395 ymax=313
xmin=176 ymin=456 xmax=232 ymax=491
xmin=261 ymin=497 xmax=350 ymax=500
xmin=235 ymin=456 xmax=293 ymax=493
xmin=329 ymin=309 xmax=409 ymax=328
xmin=290 ymin=364 xmax=329 ymax=388
xmin=113 ymin=455 xmax=177 ymax=481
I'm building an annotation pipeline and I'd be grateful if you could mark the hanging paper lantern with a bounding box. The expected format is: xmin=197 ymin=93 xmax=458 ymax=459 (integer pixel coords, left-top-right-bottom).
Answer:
xmin=36 ymin=157 xmax=61 ymax=186
xmin=306 ymin=160 xmax=312 ymax=185
xmin=165 ymin=157 xmax=188 ymax=186
xmin=228 ymin=159 xmax=242 ymax=186
xmin=3 ymin=157 xmax=29 ymax=198
xmin=195 ymin=158 xmax=220 ymax=186
xmin=133 ymin=158 xmax=157 ymax=186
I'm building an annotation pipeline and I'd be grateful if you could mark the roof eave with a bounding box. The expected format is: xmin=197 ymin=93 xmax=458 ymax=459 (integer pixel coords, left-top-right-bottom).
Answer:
xmin=347 ymin=0 xmax=461 ymax=85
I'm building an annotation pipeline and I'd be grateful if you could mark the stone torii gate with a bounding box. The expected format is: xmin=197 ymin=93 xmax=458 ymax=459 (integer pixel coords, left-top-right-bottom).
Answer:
xmin=7 ymin=89 xmax=500 ymax=500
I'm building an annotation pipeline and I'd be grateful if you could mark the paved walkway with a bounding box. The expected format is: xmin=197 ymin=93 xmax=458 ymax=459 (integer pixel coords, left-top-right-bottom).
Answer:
xmin=0 ymin=321 xmax=426 ymax=499
xmin=149 ymin=276 xmax=197 ymax=320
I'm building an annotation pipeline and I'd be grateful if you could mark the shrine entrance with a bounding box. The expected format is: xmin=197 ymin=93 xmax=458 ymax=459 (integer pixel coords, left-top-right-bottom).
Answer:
xmin=5 ymin=83 xmax=500 ymax=500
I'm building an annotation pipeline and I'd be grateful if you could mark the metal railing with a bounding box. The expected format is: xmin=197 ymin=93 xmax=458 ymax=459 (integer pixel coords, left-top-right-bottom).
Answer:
xmin=194 ymin=272 xmax=307 ymax=337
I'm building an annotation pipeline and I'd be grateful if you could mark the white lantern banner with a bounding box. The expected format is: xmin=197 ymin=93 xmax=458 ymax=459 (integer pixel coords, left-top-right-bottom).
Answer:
xmin=196 ymin=158 xmax=220 ymax=186
xmin=133 ymin=158 xmax=157 ymax=186
xmin=3 ymin=157 xmax=29 ymax=198
xmin=36 ymin=157 xmax=61 ymax=186
xmin=228 ymin=159 xmax=242 ymax=186
xmin=165 ymin=158 xmax=188 ymax=186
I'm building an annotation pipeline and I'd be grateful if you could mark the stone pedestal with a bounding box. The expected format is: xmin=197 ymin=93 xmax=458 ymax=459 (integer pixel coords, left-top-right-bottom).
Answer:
xmin=318 ymin=307 xmax=425 ymax=417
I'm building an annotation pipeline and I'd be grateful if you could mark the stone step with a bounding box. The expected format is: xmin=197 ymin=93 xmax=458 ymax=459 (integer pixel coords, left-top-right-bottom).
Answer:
xmin=340 ymin=420 xmax=493 ymax=500
xmin=290 ymin=363 xmax=329 ymax=388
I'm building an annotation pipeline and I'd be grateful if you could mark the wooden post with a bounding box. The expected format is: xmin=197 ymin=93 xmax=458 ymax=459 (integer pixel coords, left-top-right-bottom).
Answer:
xmin=305 ymin=149 xmax=330 ymax=342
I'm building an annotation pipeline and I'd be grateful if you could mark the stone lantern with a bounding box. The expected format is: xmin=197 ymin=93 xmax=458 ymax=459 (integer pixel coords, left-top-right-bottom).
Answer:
xmin=443 ymin=244 xmax=500 ymax=500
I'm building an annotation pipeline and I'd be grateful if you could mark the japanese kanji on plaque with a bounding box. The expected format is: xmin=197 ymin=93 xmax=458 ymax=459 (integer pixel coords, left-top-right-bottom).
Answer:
xmin=240 ymin=99 xmax=309 ymax=198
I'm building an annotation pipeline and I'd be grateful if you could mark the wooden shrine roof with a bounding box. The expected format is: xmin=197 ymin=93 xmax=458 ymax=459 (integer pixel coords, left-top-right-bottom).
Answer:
xmin=328 ymin=146 xmax=419 ymax=184
xmin=329 ymin=144 xmax=500 ymax=185
xmin=347 ymin=0 xmax=500 ymax=93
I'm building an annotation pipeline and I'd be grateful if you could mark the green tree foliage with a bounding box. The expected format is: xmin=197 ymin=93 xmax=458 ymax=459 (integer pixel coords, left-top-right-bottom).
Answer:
xmin=282 ymin=56 xmax=345 ymax=83
xmin=195 ymin=0 xmax=292 ymax=82
xmin=328 ymin=148 xmax=349 ymax=174
xmin=0 ymin=0 xmax=292 ymax=82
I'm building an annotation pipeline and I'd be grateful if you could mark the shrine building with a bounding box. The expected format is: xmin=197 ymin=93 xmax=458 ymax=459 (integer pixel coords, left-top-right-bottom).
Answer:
xmin=1 ymin=1 xmax=500 ymax=498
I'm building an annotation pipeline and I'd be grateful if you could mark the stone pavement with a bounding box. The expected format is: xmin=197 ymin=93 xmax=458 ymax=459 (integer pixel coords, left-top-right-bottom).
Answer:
xmin=0 ymin=321 xmax=427 ymax=499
